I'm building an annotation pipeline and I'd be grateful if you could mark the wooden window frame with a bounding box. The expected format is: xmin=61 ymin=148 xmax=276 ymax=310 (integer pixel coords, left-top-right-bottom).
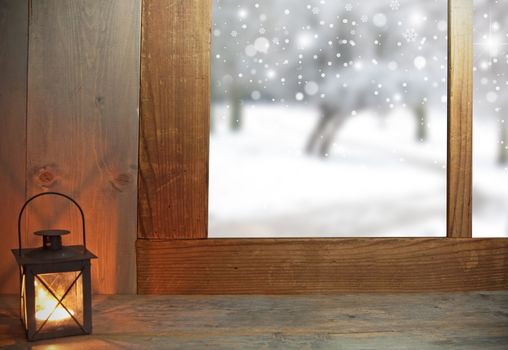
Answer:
xmin=136 ymin=0 xmax=508 ymax=294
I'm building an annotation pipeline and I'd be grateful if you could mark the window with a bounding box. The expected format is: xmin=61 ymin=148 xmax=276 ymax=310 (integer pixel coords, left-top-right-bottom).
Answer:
xmin=473 ymin=0 xmax=508 ymax=237
xmin=210 ymin=0 xmax=448 ymax=237
xmin=136 ymin=0 xmax=508 ymax=294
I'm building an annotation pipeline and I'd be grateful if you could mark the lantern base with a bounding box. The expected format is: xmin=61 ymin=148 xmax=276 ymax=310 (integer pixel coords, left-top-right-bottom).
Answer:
xmin=25 ymin=322 xmax=91 ymax=342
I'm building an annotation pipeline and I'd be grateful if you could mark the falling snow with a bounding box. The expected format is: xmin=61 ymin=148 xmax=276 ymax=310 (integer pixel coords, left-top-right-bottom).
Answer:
xmin=390 ymin=0 xmax=401 ymax=11
xmin=403 ymin=28 xmax=418 ymax=42
xmin=210 ymin=0 xmax=508 ymax=238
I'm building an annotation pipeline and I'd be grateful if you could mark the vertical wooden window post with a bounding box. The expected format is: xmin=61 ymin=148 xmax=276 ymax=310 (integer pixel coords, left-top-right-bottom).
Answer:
xmin=447 ymin=0 xmax=473 ymax=238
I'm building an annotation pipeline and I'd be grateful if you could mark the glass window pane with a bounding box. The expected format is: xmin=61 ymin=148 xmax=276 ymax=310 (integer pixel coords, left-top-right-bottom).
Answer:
xmin=210 ymin=0 xmax=447 ymax=237
xmin=473 ymin=0 xmax=508 ymax=237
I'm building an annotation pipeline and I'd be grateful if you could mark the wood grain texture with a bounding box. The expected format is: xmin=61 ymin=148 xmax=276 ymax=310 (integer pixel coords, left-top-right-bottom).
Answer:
xmin=138 ymin=0 xmax=211 ymax=239
xmin=0 ymin=0 xmax=28 ymax=294
xmin=447 ymin=0 xmax=473 ymax=238
xmin=26 ymin=0 xmax=141 ymax=294
xmin=3 ymin=293 xmax=508 ymax=349
xmin=137 ymin=238 xmax=508 ymax=294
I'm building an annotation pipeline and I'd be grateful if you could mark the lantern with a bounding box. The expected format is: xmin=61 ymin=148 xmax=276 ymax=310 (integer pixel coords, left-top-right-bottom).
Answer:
xmin=11 ymin=192 xmax=96 ymax=341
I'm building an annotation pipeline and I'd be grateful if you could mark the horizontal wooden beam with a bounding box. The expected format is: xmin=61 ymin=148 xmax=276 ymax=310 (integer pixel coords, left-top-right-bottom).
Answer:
xmin=136 ymin=238 xmax=508 ymax=294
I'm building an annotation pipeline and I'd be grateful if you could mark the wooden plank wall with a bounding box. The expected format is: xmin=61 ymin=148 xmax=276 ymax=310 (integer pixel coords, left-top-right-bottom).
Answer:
xmin=26 ymin=0 xmax=141 ymax=294
xmin=0 ymin=0 xmax=28 ymax=294
xmin=138 ymin=0 xmax=210 ymax=240
xmin=0 ymin=0 xmax=141 ymax=294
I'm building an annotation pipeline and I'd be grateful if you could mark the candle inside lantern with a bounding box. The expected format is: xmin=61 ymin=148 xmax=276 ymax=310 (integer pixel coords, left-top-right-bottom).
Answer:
xmin=35 ymin=280 xmax=74 ymax=322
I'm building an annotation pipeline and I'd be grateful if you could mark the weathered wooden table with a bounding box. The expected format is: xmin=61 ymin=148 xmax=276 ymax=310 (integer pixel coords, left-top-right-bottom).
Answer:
xmin=1 ymin=293 xmax=508 ymax=349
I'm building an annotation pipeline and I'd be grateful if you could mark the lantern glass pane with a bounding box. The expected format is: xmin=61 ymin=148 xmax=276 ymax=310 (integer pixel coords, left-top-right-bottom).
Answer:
xmin=21 ymin=273 xmax=27 ymax=329
xmin=34 ymin=271 xmax=84 ymax=335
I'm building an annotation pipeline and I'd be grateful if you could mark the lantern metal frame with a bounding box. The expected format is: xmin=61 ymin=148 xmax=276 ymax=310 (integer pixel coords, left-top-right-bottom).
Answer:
xmin=12 ymin=192 xmax=96 ymax=341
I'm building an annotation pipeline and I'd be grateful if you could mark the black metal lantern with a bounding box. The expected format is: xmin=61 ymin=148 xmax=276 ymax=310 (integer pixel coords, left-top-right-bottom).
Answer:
xmin=11 ymin=192 xmax=97 ymax=341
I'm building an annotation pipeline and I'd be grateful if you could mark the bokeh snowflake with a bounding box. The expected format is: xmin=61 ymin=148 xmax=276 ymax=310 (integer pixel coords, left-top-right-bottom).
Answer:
xmin=390 ymin=0 xmax=400 ymax=11
xmin=345 ymin=3 xmax=353 ymax=12
xmin=403 ymin=28 xmax=418 ymax=42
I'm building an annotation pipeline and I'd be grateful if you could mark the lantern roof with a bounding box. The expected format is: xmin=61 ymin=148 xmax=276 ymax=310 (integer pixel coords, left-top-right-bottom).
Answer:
xmin=11 ymin=246 xmax=97 ymax=266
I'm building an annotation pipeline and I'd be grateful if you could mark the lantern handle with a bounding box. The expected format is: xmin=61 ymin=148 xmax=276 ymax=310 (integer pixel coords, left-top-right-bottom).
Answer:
xmin=17 ymin=192 xmax=87 ymax=256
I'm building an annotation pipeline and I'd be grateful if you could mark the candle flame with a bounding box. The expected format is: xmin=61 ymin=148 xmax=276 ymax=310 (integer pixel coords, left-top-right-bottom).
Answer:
xmin=35 ymin=280 xmax=74 ymax=322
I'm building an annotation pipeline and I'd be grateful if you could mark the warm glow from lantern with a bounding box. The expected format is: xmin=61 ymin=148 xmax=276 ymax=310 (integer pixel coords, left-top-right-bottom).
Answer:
xmin=35 ymin=280 xmax=74 ymax=321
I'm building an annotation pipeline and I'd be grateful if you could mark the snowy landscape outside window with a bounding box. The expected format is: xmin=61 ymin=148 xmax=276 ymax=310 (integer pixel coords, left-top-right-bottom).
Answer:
xmin=209 ymin=0 xmax=448 ymax=237
xmin=473 ymin=0 xmax=508 ymax=237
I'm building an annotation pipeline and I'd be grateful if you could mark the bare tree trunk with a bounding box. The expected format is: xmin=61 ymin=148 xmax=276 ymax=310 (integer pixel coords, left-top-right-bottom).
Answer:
xmin=210 ymin=106 xmax=215 ymax=134
xmin=415 ymin=105 xmax=427 ymax=142
xmin=498 ymin=120 xmax=508 ymax=165
xmin=230 ymin=88 xmax=242 ymax=132
xmin=210 ymin=87 xmax=216 ymax=134
xmin=319 ymin=116 xmax=345 ymax=158
xmin=306 ymin=113 xmax=332 ymax=154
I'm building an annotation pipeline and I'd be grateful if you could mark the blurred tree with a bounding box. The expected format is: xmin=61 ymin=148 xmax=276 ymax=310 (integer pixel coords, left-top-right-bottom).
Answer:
xmin=212 ymin=0 xmax=447 ymax=147
xmin=499 ymin=121 xmax=508 ymax=165
xmin=474 ymin=0 xmax=508 ymax=166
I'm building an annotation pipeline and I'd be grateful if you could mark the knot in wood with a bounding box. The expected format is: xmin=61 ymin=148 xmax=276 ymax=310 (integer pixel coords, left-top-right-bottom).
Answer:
xmin=110 ymin=173 xmax=133 ymax=192
xmin=38 ymin=171 xmax=54 ymax=184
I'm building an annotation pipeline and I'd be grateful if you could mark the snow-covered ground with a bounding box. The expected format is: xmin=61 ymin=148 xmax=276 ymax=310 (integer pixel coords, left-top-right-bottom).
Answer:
xmin=208 ymin=104 xmax=508 ymax=237
xmin=210 ymin=104 xmax=442 ymax=237
xmin=473 ymin=117 xmax=508 ymax=237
